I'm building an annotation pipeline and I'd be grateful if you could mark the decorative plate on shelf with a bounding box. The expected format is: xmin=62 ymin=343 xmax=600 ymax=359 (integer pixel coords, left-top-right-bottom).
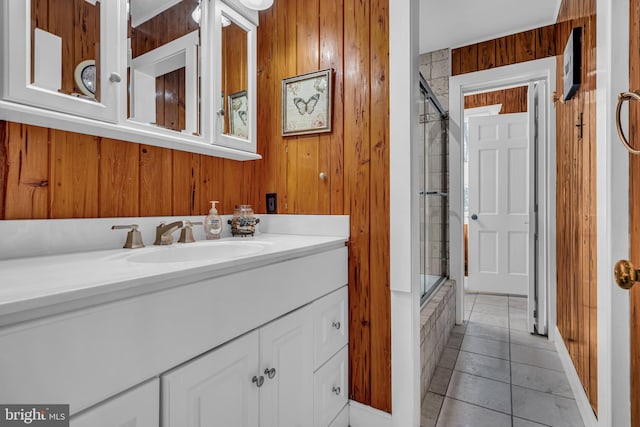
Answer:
xmin=74 ymin=60 xmax=96 ymax=98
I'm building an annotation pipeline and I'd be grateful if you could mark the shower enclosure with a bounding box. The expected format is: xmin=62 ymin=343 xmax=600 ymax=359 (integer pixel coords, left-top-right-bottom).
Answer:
xmin=419 ymin=73 xmax=448 ymax=303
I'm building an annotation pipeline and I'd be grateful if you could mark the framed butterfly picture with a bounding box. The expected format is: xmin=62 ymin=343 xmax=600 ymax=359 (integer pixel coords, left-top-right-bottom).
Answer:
xmin=228 ymin=90 xmax=249 ymax=139
xmin=282 ymin=69 xmax=333 ymax=136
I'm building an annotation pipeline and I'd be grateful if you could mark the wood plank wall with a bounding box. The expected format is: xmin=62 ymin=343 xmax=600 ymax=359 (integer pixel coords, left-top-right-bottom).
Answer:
xmin=555 ymin=0 xmax=598 ymax=413
xmin=1 ymin=0 xmax=391 ymax=413
xmin=254 ymin=0 xmax=391 ymax=411
xmin=464 ymin=86 xmax=529 ymax=114
xmin=451 ymin=25 xmax=556 ymax=76
xmin=629 ymin=0 xmax=640 ymax=424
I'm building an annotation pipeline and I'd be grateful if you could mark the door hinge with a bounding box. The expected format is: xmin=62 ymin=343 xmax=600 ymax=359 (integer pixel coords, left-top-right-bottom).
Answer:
xmin=533 ymin=309 xmax=538 ymax=319
xmin=285 ymin=143 xmax=288 ymax=153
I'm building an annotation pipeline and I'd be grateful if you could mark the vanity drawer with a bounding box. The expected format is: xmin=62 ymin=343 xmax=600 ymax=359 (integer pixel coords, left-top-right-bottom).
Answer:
xmin=70 ymin=379 xmax=159 ymax=427
xmin=313 ymin=346 xmax=348 ymax=427
xmin=328 ymin=405 xmax=349 ymax=427
xmin=313 ymin=286 xmax=348 ymax=369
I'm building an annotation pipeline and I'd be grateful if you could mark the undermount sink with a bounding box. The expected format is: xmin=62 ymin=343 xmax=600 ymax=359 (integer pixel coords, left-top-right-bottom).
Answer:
xmin=126 ymin=241 xmax=267 ymax=264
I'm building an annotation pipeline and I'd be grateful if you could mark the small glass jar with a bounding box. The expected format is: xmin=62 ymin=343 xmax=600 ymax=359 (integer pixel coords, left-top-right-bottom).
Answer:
xmin=229 ymin=205 xmax=260 ymax=236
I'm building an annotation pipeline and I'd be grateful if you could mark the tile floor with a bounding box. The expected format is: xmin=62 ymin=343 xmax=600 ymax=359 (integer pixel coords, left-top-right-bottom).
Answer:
xmin=421 ymin=293 xmax=585 ymax=427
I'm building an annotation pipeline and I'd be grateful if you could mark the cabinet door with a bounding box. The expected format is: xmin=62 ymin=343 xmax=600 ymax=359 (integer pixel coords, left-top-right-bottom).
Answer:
xmin=161 ymin=331 xmax=260 ymax=427
xmin=260 ymin=306 xmax=314 ymax=427
xmin=70 ymin=379 xmax=159 ymax=427
xmin=2 ymin=1 xmax=123 ymax=122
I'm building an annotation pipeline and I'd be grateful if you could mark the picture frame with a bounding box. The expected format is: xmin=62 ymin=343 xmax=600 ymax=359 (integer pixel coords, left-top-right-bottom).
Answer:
xmin=282 ymin=69 xmax=333 ymax=136
xmin=228 ymin=90 xmax=249 ymax=139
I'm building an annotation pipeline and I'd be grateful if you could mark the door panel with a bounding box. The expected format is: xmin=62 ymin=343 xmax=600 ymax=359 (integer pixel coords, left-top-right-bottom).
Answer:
xmin=468 ymin=113 xmax=530 ymax=296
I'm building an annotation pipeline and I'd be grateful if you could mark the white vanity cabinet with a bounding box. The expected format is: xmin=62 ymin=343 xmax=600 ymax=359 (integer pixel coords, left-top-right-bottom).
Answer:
xmin=70 ymin=379 xmax=160 ymax=427
xmin=162 ymin=305 xmax=315 ymax=427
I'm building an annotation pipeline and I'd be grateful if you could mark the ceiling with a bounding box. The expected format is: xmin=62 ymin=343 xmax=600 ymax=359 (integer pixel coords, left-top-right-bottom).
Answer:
xmin=419 ymin=0 xmax=562 ymax=54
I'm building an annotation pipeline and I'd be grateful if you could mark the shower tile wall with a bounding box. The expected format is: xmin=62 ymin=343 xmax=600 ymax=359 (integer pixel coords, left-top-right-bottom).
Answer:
xmin=419 ymin=49 xmax=450 ymax=279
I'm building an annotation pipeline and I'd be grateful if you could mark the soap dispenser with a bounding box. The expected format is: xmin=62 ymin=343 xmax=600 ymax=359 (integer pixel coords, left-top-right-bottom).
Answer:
xmin=204 ymin=201 xmax=222 ymax=240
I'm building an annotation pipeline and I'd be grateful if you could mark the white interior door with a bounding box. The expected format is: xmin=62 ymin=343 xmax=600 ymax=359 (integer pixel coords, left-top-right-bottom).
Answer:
xmin=468 ymin=113 xmax=530 ymax=296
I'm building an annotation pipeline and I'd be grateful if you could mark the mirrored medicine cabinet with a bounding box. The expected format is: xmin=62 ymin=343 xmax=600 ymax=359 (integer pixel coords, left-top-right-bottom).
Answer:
xmin=0 ymin=0 xmax=259 ymax=159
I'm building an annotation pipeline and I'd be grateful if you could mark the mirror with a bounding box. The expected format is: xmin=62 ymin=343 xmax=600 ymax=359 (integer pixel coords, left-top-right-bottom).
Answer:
xmin=128 ymin=0 xmax=202 ymax=136
xmin=221 ymin=16 xmax=249 ymax=139
xmin=30 ymin=0 xmax=101 ymax=102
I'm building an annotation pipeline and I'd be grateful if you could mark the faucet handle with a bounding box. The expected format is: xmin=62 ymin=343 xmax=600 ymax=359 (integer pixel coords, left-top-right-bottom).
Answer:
xmin=178 ymin=221 xmax=203 ymax=243
xmin=112 ymin=225 xmax=145 ymax=249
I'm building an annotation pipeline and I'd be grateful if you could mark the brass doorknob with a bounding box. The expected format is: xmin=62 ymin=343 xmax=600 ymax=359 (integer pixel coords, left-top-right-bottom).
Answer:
xmin=614 ymin=260 xmax=640 ymax=290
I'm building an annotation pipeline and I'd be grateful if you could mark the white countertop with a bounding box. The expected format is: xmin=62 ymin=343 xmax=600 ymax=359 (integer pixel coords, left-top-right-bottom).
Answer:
xmin=0 ymin=233 xmax=348 ymax=325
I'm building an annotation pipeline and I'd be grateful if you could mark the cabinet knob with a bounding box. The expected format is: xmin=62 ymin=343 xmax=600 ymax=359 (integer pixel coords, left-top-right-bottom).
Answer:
xmin=109 ymin=72 xmax=122 ymax=83
xmin=264 ymin=368 xmax=276 ymax=379
xmin=252 ymin=375 xmax=265 ymax=388
xmin=331 ymin=386 xmax=341 ymax=395
xmin=319 ymin=172 xmax=327 ymax=180
xmin=331 ymin=321 xmax=341 ymax=330
xmin=217 ymin=109 xmax=225 ymax=116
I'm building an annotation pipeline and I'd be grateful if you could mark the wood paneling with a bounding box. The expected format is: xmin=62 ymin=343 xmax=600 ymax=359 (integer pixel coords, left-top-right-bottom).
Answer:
xmin=629 ymin=0 xmax=640 ymax=424
xmin=254 ymin=0 xmax=390 ymax=412
xmin=464 ymin=86 xmax=529 ymax=114
xmin=452 ymin=25 xmax=557 ymax=76
xmin=555 ymin=0 xmax=597 ymax=413
xmin=1 ymin=0 xmax=391 ymax=413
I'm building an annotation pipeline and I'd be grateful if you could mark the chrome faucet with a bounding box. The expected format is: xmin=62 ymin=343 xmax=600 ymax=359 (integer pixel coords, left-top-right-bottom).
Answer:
xmin=153 ymin=221 xmax=185 ymax=245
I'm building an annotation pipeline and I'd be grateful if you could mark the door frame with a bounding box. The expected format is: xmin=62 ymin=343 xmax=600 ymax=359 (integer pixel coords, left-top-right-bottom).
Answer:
xmin=449 ymin=57 xmax=557 ymax=335
xmin=595 ymin=0 xmax=631 ymax=426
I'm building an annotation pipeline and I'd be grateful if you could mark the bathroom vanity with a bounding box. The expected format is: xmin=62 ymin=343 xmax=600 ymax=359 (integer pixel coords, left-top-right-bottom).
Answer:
xmin=0 ymin=216 xmax=349 ymax=427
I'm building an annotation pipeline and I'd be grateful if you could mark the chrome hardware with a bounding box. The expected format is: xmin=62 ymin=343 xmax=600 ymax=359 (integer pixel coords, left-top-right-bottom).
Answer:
xmin=178 ymin=221 xmax=203 ymax=243
xmin=614 ymin=260 xmax=640 ymax=290
xmin=331 ymin=321 xmax=341 ymax=330
xmin=471 ymin=214 xmax=478 ymax=221
xmin=331 ymin=386 xmax=341 ymax=395
xmin=111 ymin=224 xmax=145 ymax=249
xmin=420 ymin=191 xmax=448 ymax=197
xmin=252 ymin=375 xmax=265 ymax=388
xmin=109 ymin=72 xmax=122 ymax=83
xmin=264 ymin=368 xmax=276 ymax=379
xmin=217 ymin=109 xmax=225 ymax=116
xmin=153 ymin=221 xmax=185 ymax=245
xmin=616 ymin=90 xmax=640 ymax=155
xmin=319 ymin=172 xmax=327 ymax=180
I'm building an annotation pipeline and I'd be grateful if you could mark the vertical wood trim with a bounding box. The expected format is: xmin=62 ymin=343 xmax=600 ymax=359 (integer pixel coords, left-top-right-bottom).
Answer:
xmin=515 ymin=29 xmax=536 ymax=62
xmin=3 ymin=123 xmax=49 ymax=219
xmin=99 ymin=138 xmax=140 ymax=218
xmin=495 ymin=34 xmax=516 ymax=67
xmin=477 ymin=39 xmax=496 ymax=71
xmin=459 ymin=45 xmax=478 ymax=74
xmin=345 ymin=0 xmax=371 ymax=405
xmin=199 ymin=156 xmax=225 ymax=215
xmin=172 ymin=151 xmax=200 ymax=216
xmin=369 ymin=0 xmax=390 ymax=412
xmin=139 ymin=145 xmax=173 ymax=216
xmin=451 ymin=48 xmax=462 ymax=76
xmin=536 ymin=25 xmax=557 ymax=58
xmin=319 ymin=0 xmax=344 ymax=215
xmin=50 ymin=130 xmax=99 ymax=218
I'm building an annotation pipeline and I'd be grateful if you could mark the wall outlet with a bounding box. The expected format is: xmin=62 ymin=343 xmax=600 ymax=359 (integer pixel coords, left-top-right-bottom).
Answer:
xmin=266 ymin=193 xmax=277 ymax=214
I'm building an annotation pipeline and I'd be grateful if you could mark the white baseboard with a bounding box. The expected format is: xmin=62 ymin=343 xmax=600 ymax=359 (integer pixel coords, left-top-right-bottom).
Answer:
xmin=348 ymin=400 xmax=392 ymax=427
xmin=554 ymin=326 xmax=598 ymax=427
